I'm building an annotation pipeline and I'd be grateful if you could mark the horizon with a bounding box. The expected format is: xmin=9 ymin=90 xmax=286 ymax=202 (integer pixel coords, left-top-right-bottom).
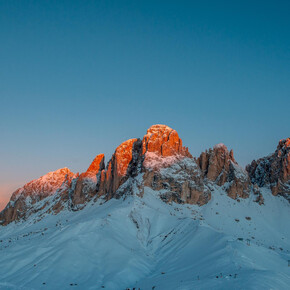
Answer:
xmin=1 ymin=1 xmax=289 ymax=210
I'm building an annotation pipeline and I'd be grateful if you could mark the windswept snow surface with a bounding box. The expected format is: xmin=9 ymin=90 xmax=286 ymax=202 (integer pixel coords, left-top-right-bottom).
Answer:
xmin=0 ymin=186 xmax=290 ymax=290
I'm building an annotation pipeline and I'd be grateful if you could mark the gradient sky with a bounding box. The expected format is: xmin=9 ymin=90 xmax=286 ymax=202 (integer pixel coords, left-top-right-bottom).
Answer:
xmin=0 ymin=0 xmax=289 ymax=210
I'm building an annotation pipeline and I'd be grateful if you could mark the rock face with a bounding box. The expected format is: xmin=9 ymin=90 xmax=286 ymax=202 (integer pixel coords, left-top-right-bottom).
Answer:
xmin=97 ymin=125 xmax=194 ymax=202
xmin=98 ymin=138 xmax=143 ymax=199
xmin=142 ymin=125 xmax=210 ymax=205
xmin=143 ymin=158 xmax=211 ymax=206
xmin=197 ymin=144 xmax=251 ymax=199
xmin=142 ymin=124 xmax=191 ymax=158
xmin=246 ymin=138 xmax=290 ymax=200
xmin=142 ymin=125 xmax=192 ymax=170
xmin=0 ymin=168 xmax=76 ymax=225
xmin=72 ymin=154 xmax=105 ymax=205
xmin=2 ymin=124 xmax=287 ymax=226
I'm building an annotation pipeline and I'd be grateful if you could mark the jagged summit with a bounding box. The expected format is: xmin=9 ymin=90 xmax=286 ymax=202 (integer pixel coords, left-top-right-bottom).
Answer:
xmin=213 ymin=143 xmax=228 ymax=150
xmin=12 ymin=167 xmax=75 ymax=199
xmin=0 ymin=125 xmax=289 ymax=226
xmin=142 ymin=124 xmax=191 ymax=158
xmin=247 ymin=137 xmax=290 ymax=199
xmin=197 ymin=144 xmax=250 ymax=200
xmin=0 ymin=167 xmax=77 ymax=225
xmin=203 ymin=143 xmax=230 ymax=152
xmin=142 ymin=124 xmax=192 ymax=170
xmin=144 ymin=124 xmax=172 ymax=134
xmin=1 ymin=126 xmax=289 ymax=289
xmin=73 ymin=154 xmax=105 ymax=205
xmin=279 ymin=137 xmax=290 ymax=149
xmin=85 ymin=154 xmax=105 ymax=175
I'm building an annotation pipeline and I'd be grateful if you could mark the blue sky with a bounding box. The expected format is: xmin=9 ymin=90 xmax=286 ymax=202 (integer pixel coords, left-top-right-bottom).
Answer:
xmin=0 ymin=0 xmax=289 ymax=207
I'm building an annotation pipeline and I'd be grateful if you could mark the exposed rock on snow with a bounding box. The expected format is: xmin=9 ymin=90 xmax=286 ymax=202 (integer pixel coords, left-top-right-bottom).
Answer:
xmin=247 ymin=138 xmax=290 ymax=200
xmin=143 ymin=157 xmax=211 ymax=205
xmin=142 ymin=124 xmax=192 ymax=160
xmin=197 ymin=144 xmax=251 ymax=199
xmin=0 ymin=168 xmax=76 ymax=225
xmin=0 ymin=125 xmax=289 ymax=227
xmin=141 ymin=125 xmax=210 ymax=205
xmin=98 ymin=138 xmax=143 ymax=199
xmin=72 ymin=154 xmax=105 ymax=205
xmin=0 ymin=126 xmax=290 ymax=290
xmin=0 ymin=187 xmax=289 ymax=290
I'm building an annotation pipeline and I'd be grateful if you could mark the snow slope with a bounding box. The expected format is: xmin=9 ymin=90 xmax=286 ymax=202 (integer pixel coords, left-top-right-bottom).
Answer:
xmin=0 ymin=185 xmax=289 ymax=290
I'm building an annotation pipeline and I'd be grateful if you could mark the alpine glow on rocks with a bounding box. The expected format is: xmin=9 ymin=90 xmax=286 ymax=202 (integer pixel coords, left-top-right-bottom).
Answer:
xmin=0 ymin=125 xmax=289 ymax=290
xmin=0 ymin=125 xmax=289 ymax=226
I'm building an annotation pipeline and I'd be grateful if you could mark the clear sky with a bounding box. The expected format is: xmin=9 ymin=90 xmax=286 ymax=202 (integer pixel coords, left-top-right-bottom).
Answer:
xmin=0 ymin=0 xmax=289 ymax=209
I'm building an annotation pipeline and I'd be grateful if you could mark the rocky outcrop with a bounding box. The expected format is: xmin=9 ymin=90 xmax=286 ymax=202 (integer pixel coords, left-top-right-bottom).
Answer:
xmin=225 ymin=162 xmax=251 ymax=199
xmin=252 ymin=184 xmax=264 ymax=205
xmin=72 ymin=154 xmax=105 ymax=205
xmin=197 ymin=144 xmax=251 ymax=199
xmin=0 ymin=138 xmax=144 ymax=225
xmin=198 ymin=144 xmax=235 ymax=185
xmin=142 ymin=124 xmax=191 ymax=157
xmin=141 ymin=125 xmax=210 ymax=205
xmin=4 ymin=124 xmax=286 ymax=226
xmin=98 ymin=138 xmax=143 ymax=199
xmin=143 ymin=158 xmax=211 ymax=205
xmin=142 ymin=125 xmax=192 ymax=169
xmin=0 ymin=168 xmax=76 ymax=225
xmin=246 ymin=138 xmax=290 ymax=200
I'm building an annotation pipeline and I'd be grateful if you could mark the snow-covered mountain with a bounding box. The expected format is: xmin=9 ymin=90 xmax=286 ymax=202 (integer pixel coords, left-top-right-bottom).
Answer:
xmin=247 ymin=138 xmax=290 ymax=201
xmin=0 ymin=125 xmax=289 ymax=290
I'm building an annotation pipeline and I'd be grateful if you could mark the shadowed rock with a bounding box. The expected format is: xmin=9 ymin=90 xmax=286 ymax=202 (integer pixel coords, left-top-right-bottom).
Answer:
xmin=2 ymin=125 xmax=286 ymax=226
xmin=142 ymin=125 xmax=210 ymax=205
xmin=197 ymin=144 xmax=251 ymax=199
xmin=246 ymin=138 xmax=290 ymax=200
xmin=98 ymin=138 xmax=143 ymax=199
xmin=72 ymin=154 xmax=105 ymax=205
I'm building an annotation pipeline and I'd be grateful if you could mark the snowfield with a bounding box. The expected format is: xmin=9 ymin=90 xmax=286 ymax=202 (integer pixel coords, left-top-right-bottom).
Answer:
xmin=0 ymin=185 xmax=289 ymax=290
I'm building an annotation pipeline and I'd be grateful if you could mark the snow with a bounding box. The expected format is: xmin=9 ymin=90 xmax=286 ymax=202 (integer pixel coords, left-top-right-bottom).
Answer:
xmin=143 ymin=152 xmax=184 ymax=170
xmin=229 ymin=161 xmax=249 ymax=180
xmin=0 ymin=181 xmax=290 ymax=289
xmin=10 ymin=168 xmax=75 ymax=203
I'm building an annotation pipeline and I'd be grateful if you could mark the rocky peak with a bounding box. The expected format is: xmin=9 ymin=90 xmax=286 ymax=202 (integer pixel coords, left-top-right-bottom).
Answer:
xmin=198 ymin=144 xmax=250 ymax=199
xmin=142 ymin=124 xmax=192 ymax=169
xmin=246 ymin=137 xmax=290 ymax=199
xmin=142 ymin=124 xmax=191 ymax=157
xmin=114 ymin=139 xmax=140 ymax=176
xmin=198 ymin=144 xmax=236 ymax=185
xmin=11 ymin=167 xmax=75 ymax=201
xmin=5 ymin=125 xmax=286 ymax=227
xmin=85 ymin=154 xmax=105 ymax=176
xmin=278 ymin=138 xmax=290 ymax=150
xmin=141 ymin=125 xmax=210 ymax=205
xmin=0 ymin=167 xmax=76 ymax=225
xmin=98 ymin=138 xmax=143 ymax=199
xmin=72 ymin=154 xmax=105 ymax=205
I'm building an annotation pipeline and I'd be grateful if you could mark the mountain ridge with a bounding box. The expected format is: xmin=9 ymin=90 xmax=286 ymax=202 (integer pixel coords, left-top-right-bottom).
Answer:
xmin=0 ymin=125 xmax=289 ymax=226
xmin=0 ymin=125 xmax=289 ymax=289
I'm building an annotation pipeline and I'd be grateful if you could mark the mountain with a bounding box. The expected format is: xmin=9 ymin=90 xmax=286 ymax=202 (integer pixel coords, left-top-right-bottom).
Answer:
xmin=0 ymin=168 xmax=77 ymax=225
xmin=246 ymin=138 xmax=290 ymax=201
xmin=73 ymin=154 xmax=105 ymax=205
xmin=197 ymin=143 xmax=251 ymax=199
xmin=0 ymin=125 xmax=289 ymax=290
